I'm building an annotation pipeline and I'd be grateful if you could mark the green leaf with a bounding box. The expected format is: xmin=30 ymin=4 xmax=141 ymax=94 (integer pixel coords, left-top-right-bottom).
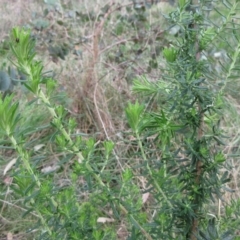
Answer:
xmin=132 ymin=76 xmax=158 ymax=95
xmin=68 ymin=118 xmax=77 ymax=133
xmin=55 ymin=134 xmax=66 ymax=148
xmin=163 ymin=47 xmax=177 ymax=63
xmin=123 ymin=168 xmax=133 ymax=182
xmin=103 ymin=141 xmax=114 ymax=158
xmin=0 ymin=94 xmax=19 ymax=135
xmin=125 ymin=101 xmax=144 ymax=133
xmin=199 ymin=27 xmax=216 ymax=50
xmin=46 ymin=78 xmax=57 ymax=96
xmin=178 ymin=0 xmax=186 ymax=9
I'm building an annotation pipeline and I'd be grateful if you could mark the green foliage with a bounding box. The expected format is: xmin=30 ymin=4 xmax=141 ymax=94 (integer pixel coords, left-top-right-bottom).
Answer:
xmin=163 ymin=47 xmax=177 ymax=63
xmin=1 ymin=27 xmax=151 ymax=240
xmin=125 ymin=102 xmax=144 ymax=133
xmin=127 ymin=0 xmax=240 ymax=239
xmin=0 ymin=94 xmax=19 ymax=135
xmin=1 ymin=1 xmax=240 ymax=239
